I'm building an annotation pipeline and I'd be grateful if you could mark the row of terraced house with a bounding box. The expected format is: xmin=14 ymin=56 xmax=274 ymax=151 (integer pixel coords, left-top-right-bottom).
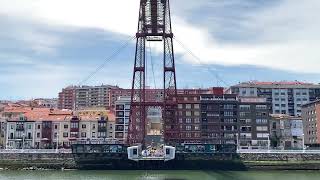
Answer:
xmin=0 ymin=107 xmax=116 ymax=149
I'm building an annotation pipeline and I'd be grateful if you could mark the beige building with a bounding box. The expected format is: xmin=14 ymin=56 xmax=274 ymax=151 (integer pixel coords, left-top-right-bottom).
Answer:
xmin=0 ymin=107 xmax=116 ymax=149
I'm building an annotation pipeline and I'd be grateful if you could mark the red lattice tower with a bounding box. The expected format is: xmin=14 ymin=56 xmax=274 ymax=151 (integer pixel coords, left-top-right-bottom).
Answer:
xmin=128 ymin=0 xmax=179 ymax=145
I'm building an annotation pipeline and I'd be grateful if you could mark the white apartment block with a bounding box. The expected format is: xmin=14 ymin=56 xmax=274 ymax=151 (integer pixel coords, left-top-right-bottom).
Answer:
xmin=231 ymin=81 xmax=320 ymax=116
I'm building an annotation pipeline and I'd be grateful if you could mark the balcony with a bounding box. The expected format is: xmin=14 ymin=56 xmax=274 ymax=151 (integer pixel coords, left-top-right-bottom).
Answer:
xmin=98 ymin=127 xmax=107 ymax=132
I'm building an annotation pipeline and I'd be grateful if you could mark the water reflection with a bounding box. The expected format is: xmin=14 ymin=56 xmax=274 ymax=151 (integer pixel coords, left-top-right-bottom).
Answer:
xmin=1 ymin=170 xmax=320 ymax=180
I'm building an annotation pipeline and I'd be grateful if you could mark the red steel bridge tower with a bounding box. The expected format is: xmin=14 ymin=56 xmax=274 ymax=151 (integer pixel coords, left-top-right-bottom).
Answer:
xmin=128 ymin=0 xmax=179 ymax=145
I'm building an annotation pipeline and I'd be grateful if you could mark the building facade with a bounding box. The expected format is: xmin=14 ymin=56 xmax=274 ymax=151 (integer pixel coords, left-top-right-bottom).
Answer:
xmin=177 ymin=94 xmax=201 ymax=143
xmin=270 ymin=114 xmax=303 ymax=149
xmin=238 ymin=97 xmax=272 ymax=149
xmin=114 ymin=97 xmax=131 ymax=143
xmin=0 ymin=107 xmax=116 ymax=149
xmin=75 ymin=85 xmax=120 ymax=110
xmin=58 ymin=86 xmax=75 ymax=110
xmin=302 ymin=100 xmax=320 ymax=147
xmin=200 ymin=94 xmax=239 ymax=145
xmin=230 ymin=81 xmax=320 ymax=116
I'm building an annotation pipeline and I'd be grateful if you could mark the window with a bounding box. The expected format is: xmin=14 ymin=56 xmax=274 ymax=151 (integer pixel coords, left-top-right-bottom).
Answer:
xmin=239 ymin=105 xmax=250 ymax=111
xmin=225 ymin=111 xmax=234 ymax=117
xmin=92 ymin=132 xmax=96 ymax=138
xmin=28 ymin=132 xmax=32 ymax=139
xmin=37 ymin=125 xmax=41 ymax=129
xmin=239 ymin=112 xmax=249 ymax=117
xmin=256 ymin=126 xmax=268 ymax=131
xmin=224 ymin=104 xmax=234 ymax=109
xmin=194 ymin=104 xmax=200 ymax=109
xmin=28 ymin=124 xmax=32 ymax=129
xmin=256 ymin=112 xmax=267 ymax=117
xmin=256 ymin=119 xmax=268 ymax=124
xmin=186 ymin=133 xmax=191 ymax=138
xmin=186 ymin=125 xmax=192 ymax=131
xmin=186 ymin=104 xmax=191 ymax=109
xmin=194 ymin=111 xmax=200 ymax=116
xmin=186 ymin=118 xmax=192 ymax=123
xmin=256 ymin=105 xmax=267 ymax=110
xmin=37 ymin=133 xmax=40 ymax=138
xmin=92 ymin=124 xmax=96 ymax=129
xmin=178 ymin=104 xmax=183 ymax=109
xmin=63 ymin=132 xmax=68 ymax=138
xmin=98 ymin=132 xmax=106 ymax=138
xmin=194 ymin=125 xmax=200 ymax=130
xmin=54 ymin=125 xmax=58 ymax=130
xmin=70 ymin=132 xmax=78 ymax=138
xmin=224 ymin=118 xmax=237 ymax=123
xmin=64 ymin=124 xmax=68 ymax=129
xmin=186 ymin=111 xmax=192 ymax=116
xmin=82 ymin=124 xmax=86 ymax=129
xmin=71 ymin=122 xmax=79 ymax=129
xmin=81 ymin=132 xmax=86 ymax=138
xmin=194 ymin=118 xmax=200 ymax=123
xmin=257 ymin=133 xmax=269 ymax=138
xmin=240 ymin=119 xmax=251 ymax=124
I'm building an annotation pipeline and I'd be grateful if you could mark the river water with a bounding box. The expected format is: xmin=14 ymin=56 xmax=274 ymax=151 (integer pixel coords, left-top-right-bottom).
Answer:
xmin=1 ymin=170 xmax=320 ymax=180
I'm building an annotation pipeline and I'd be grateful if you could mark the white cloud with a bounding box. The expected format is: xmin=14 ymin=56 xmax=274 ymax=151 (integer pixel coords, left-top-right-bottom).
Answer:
xmin=0 ymin=0 xmax=319 ymax=73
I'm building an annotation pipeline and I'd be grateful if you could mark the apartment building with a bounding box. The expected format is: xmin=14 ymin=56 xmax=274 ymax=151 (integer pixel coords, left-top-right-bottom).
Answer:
xmin=270 ymin=114 xmax=303 ymax=149
xmin=114 ymin=97 xmax=131 ymax=142
xmin=58 ymin=85 xmax=120 ymax=110
xmin=238 ymin=97 xmax=272 ymax=149
xmin=200 ymin=94 xmax=239 ymax=145
xmin=75 ymin=85 xmax=120 ymax=110
xmin=176 ymin=94 xmax=201 ymax=143
xmin=302 ymin=100 xmax=320 ymax=147
xmin=230 ymin=81 xmax=320 ymax=116
xmin=58 ymin=86 xmax=75 ymax=110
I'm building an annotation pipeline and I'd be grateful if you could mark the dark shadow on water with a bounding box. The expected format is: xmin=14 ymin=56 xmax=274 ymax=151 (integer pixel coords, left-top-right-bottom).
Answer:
xmin=204 ymin=171 xmax=254 ymax=180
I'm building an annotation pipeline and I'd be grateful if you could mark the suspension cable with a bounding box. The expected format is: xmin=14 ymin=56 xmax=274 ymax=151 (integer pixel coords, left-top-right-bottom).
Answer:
xmin=77 ymin=36 xmax=136 ymax=86
xmin=173 ymin=36 xmax=230 ymax=87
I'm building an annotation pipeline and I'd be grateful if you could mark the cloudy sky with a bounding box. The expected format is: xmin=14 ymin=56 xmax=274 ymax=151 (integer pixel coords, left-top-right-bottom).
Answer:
xmin=0 ymin=0 xmax=319 ymax=100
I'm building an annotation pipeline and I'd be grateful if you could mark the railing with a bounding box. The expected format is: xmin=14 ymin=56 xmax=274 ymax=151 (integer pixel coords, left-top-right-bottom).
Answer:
xmin=238 ymin=149 xmax=320 ymax=154
xmin=0 ymin=149 xmax=72 ymax=154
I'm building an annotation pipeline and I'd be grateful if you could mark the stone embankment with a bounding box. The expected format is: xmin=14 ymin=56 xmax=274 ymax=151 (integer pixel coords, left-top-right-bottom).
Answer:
xmin=0 ymin=152 xmax=76 ymax=170
xmin=239 ymin=153 xmax=320 ymax=170
xmin=1 ymin=151 xmax=320 ymax=170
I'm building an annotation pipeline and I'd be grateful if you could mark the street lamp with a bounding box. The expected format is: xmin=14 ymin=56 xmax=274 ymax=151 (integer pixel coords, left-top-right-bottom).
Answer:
xmin=56 ymin=133 xmax=59 ymax=152
xmin=22 ymin=133 xmax=25 ymax=150
xmin=302 ymin=133 xmax=305 ymax=152
xmin=267 ymin=134 xmax=270 ymax=152
xmin=236 ymin=133 xmax=239 ymax=153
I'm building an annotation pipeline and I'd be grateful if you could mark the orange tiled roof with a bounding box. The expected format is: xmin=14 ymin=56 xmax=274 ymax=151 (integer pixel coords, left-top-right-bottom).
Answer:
xmin=3 ymin=107 xmax=72 ymax=121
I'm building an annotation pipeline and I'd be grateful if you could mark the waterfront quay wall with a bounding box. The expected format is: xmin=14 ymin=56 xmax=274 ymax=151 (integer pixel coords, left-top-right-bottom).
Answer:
xmin=2 ymin=151 xmax=320 ymax=170
xmin=239 ymin=152 xmax=320 ymax=170
xmin=0 ymin=152 xmax=76 ymax=170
